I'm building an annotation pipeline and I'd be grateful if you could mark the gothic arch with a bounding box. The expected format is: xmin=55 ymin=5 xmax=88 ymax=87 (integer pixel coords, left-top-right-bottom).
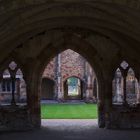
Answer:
xmin=0 ymin=56 xmax=26 ymax=81
xmin=38 ymin=33 xmax=100 ymax=79
xmin=37 ymin=33 xmax=103 ymax=102
xmin=112 ymin=61 xmax=139 ymax=106
xmin=0 ymin=61 xmax=27 ymax=105
xmin=111 ymin=58 xmax=140 ymax=81
xmin=26 ymin=32 xmax=106 ymax=128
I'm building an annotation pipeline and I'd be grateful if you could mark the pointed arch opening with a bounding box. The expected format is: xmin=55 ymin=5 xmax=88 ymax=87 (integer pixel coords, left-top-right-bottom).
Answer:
xmin=0 ymin=61 xmax=27 ymax=106
xmin=64 ymin=76 xmax=83 ymax=100
xmin=112 ymin=61 xmax=139 ymax=106
xmin=40 ymin=48 xmax=98 ymax=124
xmin=126 ymin=68 xmax=138 ymax=105
xmin=41 ymin=49 xmax=97 ymax=103
xmin=112 ymin=68 xmax=124 ymax=105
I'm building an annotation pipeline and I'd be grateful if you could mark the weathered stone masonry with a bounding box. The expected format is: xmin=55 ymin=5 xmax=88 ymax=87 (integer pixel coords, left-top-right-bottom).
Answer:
xmin=42 ymin=49 xmax=97 ymax=101
xmin=1 ymin=0 xmax=140 ymax=131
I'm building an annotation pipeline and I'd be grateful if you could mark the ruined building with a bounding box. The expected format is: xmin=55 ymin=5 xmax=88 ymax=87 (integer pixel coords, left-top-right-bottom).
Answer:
xmin=42 ymin=49 xmax=97 ymax=102
xmin=0 ymin=49 xmax=97 ymax=103
xmin=0 ymin=0 xmax=140 ymax=131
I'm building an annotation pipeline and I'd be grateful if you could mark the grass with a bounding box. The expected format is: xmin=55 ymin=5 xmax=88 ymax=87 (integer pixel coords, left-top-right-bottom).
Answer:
xmin=41 ymin=104 xmax=98 ymax=119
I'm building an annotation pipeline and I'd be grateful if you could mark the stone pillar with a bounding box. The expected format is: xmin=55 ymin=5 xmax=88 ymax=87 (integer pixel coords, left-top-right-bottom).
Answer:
xmin=16 ymin=78 xmax=20 ymax=102
xmin=104 ymin=76 xmax=113 ymax=129
xmin=26 ymin=71 xmax=41 ymax=128
xmin=122 ymin=70 xmax=128 ymax=105
xmin=97 ymin=79 xmax=106 ymax=128
xmin=55 ymin=54 xmax=63 ymax=101
xmin=98 ymin=99 xmax=105 ymax=128
xmin=9 ymin=69 xmax=17 ymax=106
xmin=0 ymin=75 xmax=3 ymax=103
xmin=83 ymin=59 xmax=87 ymax=99
xmin=93 ymin=78 xmax=97 ymax=102
xmin=0 ymin=75 xmax=2 ymax=92
xmin=136 ymin=79 xmax=140 ymax=104
xmin=0 ymin=83 xmax=1 ymax=93
xmin=85 ymin=63 xmax=93 ymax=102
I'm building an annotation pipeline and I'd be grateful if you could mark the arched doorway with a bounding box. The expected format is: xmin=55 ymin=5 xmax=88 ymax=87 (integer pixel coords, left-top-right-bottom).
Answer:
xmin=64 ymin=77 xmax=83 ymax=100
xmin=41 ymin=78 xmax=55 ymax=100
xmin=40 ymin=49 xmax=98 ymax=128
xmin=37 ymin=35 xmax=102 ymax=128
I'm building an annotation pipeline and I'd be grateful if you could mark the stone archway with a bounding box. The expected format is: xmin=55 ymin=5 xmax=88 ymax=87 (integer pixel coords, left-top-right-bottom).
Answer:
xmin=64 ymin=77 xmax=84 ymax=100
xmin=35 ymin=32 xmax=105 ymax=128
xmin=1 ymin=1 xmax=140 ymax=131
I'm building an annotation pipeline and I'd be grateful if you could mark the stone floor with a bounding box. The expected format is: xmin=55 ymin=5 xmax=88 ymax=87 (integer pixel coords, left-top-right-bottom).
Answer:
xmin=0 ymin=119 xmax=140 ymax=140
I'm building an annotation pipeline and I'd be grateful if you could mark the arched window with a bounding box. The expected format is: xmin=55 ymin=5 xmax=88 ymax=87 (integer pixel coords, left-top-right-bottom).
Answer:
xmin=126 ymin=68 xmax=137 ymax=105
xmin=16 ymin=68 xmax=27 ymax=103
xmin=112 ymin=61 xmax=138 ymax=106
xmin=2 ymin=69 xmax=11 ymax=92
xmin=112 ymin=68 xmax=123 ymax=104
xmin=0 ymin=61 xmax=27 ymax=105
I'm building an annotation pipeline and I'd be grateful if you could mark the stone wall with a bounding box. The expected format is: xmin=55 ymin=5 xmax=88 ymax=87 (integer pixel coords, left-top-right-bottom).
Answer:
xmin=42 ymin=49 xmax=96 ymax=101
xmin=61 ymin=49 xmax=85 ymax=81
xmin=0 ymin=78 xmax=27 ymax=104
xmin=42 ymin=49 xmax=86 ymax=81
xmin=42 ymin=58 xmax=55 ymax=81
xmin=107 ymin=105 xmax=140 ymax=129
xmin=0 ymin=105 xmax=32 ymax=131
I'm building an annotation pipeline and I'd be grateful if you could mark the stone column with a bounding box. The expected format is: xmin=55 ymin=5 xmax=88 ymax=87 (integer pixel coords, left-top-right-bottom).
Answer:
xmin=136 ymin=79 xmax=140 ymax=104
xmin=56 ymin=54 xmax=63 ymax=101
xmin=0 ymin=75 xmax=3 ymax=103
xmin=122 ymin=70 xmax=128 ymax=105
xmin=98 ymin=99 xmax=105 ymax=128
xmin=26 ymin=66 xmax=41 ymax=128
xmin=97 ymin=79 xmax=106 ymax=128
xmin=0 ymin=83 xmax=1 ymax=93
xmin=93 ymin=78 xmax=97 ymax=102
xmin=83 ymin=59 xmax=87 ymax=99
xmin=16 ymin=78 xmax=20 ymax=102
xmin=9 ymin=69 xmax=17 ymax=106
xmin=0 ymin=75 xmax=2 ymax=92
xmin=104 ymin=78 xmax=113 ymax=129
xmin=85 ymin=63 xmax=93 ymax=102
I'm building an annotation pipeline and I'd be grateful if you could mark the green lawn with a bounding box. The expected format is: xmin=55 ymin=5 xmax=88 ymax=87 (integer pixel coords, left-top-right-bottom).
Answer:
xmin=41 ymin=104 xmax=98 ymax=119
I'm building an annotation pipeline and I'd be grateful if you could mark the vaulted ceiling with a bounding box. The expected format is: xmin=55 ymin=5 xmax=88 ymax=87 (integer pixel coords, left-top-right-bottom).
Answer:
xmin=0 ymin=0 xmax=140 ymax=76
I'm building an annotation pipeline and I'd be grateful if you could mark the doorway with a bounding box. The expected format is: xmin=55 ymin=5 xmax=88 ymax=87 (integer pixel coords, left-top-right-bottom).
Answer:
xmin=41 ymin=78 xmax=55 ymax=100
xmin=64 ymin=77 xmax=83 ymax=100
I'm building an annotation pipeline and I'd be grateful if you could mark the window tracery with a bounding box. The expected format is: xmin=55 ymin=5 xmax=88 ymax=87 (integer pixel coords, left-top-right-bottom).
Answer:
xmin=0 ymin=61 xmax=27 ymax=105
xmin=112 ymin=61 xmax=139 ymax=106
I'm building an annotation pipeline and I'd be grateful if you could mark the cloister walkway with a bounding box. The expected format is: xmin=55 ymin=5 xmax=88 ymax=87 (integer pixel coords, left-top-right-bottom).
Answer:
xmin=0 ymin=119 xmax=140 ymax=140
